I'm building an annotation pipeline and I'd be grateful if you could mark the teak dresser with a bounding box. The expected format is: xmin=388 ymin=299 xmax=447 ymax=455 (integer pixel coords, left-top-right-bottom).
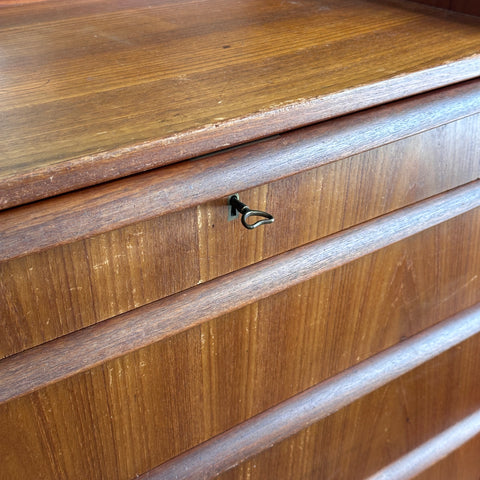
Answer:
xmin=1 ymin=0 xmax=480 ymax=478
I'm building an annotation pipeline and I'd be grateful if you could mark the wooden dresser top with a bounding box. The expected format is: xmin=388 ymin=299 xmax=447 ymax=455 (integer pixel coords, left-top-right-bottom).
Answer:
xmin=1 ymin=0 xmax=480 ymax=208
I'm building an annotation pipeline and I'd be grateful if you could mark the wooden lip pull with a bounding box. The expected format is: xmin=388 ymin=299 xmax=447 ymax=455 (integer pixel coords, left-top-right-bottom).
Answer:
xmin=228 ymin=194 xmax=274 ymax=230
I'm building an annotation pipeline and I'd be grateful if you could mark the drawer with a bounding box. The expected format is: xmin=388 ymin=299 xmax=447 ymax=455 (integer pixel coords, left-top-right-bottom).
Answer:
xmin=3 ymin=3 xmax=480 ymax=479
xmin=1 ymin=209 xmax=479 ymax=480
xmin=217 ymin=331 xmax=480 ymax=480
xmin=414 ymin=436 xmax=480 ymax=480
xmin=1 ymin=110 xmax=480 ymax=358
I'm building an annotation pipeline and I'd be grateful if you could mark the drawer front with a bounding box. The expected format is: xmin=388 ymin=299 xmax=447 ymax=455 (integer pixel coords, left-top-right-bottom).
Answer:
xmin=217 ymin=332 xmax=480 ymax=480
xmin=414 ymin=436 xmax=480 ymax=480
xmin=2 ymin=112 xmax=480 ymax=358
xmin=1 ymin=209 xmax=479 ymax=480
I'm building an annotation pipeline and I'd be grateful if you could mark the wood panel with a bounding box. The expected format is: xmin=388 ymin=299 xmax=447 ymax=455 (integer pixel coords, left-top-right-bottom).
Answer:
xmin=411 ymin=0 xmax=480 ymax=16
xmin=1 ymin=209 xmax=479 ymax=479
xmin=0 ymin=208 xmax=202 ymax=358
xmin=216 ymin=333 xmax=480 ymax=480
xmin=2 ymin=183 xmax=479 ymax=401
xmin=413 ymin=434 xmax=480 ymax=479
xmin=2 ymin=114 xmax=480 ymax=358
xmin=1 ymin=0 xmax=480 ymax=207
xmin=3 ymin=81 xmax=480 ymax=257
xmin=146 ymin=305 xmax=480 ymax=480
xmin=452 ymin=0 xmax=480 ymax=16
xmin=410 ymin=0 xmax=450 ymax=8
xmin=367 ymin=410 xmax=480 ymax=479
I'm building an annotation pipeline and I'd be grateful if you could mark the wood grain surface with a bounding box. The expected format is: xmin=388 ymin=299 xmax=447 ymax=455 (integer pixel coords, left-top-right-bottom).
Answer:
xmin=414 ymin=434 xmax=480 ymax=479
xmin=366 ymin=409 xmax=480 ymax=480
xmin=2 ymin=302 xmax=480 ymax=479
xmin=2 ymin=111 xmax=479 ymax=358
xmin=2 ymin=3 xmax=479 ymax=479
xmin=142 ymin=304 xmax=480 ymax=480
xmin=215 ymin=332 xmax=480 ymax=480
xmin=1 ymin=184 xmax=479 ymax=402
xmin=1 ymin=205 xmax=479 ymax=479
xmin=2 ymin=80 xmax=480 ymax=257
xmin=1 ymin=0 xmax=480 ymax=206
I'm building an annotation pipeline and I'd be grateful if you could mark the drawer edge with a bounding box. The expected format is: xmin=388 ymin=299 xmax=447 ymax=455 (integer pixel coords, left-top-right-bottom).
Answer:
xmin=2 ymin=80 xmax=480 ymax=262
xmin=1 ymin=181 xmax=478 ymax=403
xmin=2 ymin=59 xmax=480 ymax=211
xmin=137 ymin=303 xmax=480 ymax=480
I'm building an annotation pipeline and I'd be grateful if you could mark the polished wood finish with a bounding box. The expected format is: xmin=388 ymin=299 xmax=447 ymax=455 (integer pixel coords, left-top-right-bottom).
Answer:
xmin=2 ymin=80 xmax=480 ymax=261
xmin=2 ymin=1 xmax=480 ymax=478
xmin=2 ymin=110 xmax=480 ymax=358
xmin=1 ymin=0 xmax=480 ymax=207
xmin=2 ymin=185 xmax=479 ymax=401
xmin=414 ymin=435 xmax=480 ymax=479
xmin=0 ymin=208 xmax=201 ymax=358
xmin=142 ymin=304 xmax=480 ymax=480
xmin=367 ymin=409 xmax=480 ymax=480
xmin=1 ymin=208 xmax=479 ymax=479
xmin=217 ymin=332 xmax=480 ymax=480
